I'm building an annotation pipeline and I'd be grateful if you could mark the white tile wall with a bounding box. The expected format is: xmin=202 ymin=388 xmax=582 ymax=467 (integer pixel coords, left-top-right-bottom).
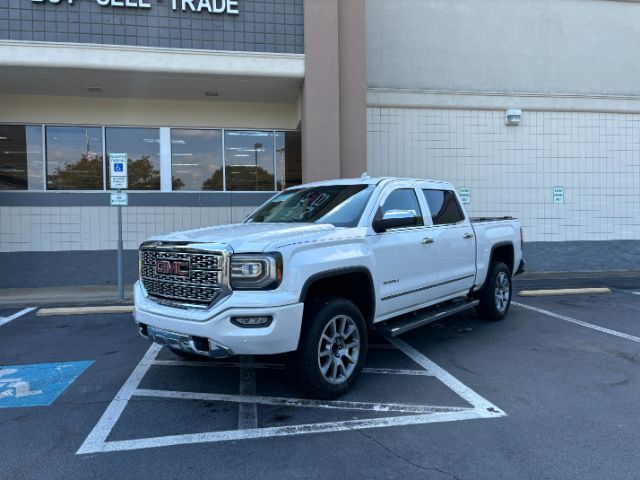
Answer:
xmin=0 ymin=206 xmax=257 ymax=252
xmin=367 ymin=108 xmax=640 ymax=242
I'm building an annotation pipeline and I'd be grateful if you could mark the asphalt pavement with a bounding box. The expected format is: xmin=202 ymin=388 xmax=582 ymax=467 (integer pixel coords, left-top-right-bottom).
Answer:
xmin=1 ymin=279 xmax=640 ymax=479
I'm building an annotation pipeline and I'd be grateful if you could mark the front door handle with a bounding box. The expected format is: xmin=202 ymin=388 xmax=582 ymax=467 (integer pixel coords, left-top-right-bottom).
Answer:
xmin=463 ymin=233 xmax=474 ymax=239
xmin=422 ymin=237 xmax=434 ymax=245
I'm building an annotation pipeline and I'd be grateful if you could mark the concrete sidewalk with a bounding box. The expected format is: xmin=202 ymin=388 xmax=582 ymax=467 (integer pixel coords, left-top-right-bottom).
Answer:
xmin=1 ymin=270 xmax=639 ymax=309
xmin=0 ymin=285 xmax=134 ymax=309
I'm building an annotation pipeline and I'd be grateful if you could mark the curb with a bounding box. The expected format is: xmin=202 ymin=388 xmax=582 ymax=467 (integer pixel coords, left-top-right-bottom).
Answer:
xmin=518 ymin=287 xmax=611 ymax=297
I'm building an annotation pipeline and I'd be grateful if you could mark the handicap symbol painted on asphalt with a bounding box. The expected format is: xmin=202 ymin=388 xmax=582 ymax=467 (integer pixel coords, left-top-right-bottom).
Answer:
xmin=0 ymin=361 xmax=93 ymax=408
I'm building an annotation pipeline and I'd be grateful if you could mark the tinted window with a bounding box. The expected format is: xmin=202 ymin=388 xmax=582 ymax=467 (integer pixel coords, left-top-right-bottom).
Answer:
xmin=0 ymin=125 xmax=43 ymax=190
xmin=423 ymin=189 xmax=464 ymax=225
xmin=171 ymin=129 xmax=223 ymax=191
xmin=46 ymin=126 xmax=104 ymax=190
xmin=275 ymin=131 xmax=302 ymax=190
xmin=106 ymin=127 xmax=161 ymax=190
xmin=224 ymin=130 xmax=275 ymax=191
xmin=376 ymin=188 xmax=424 ymax=226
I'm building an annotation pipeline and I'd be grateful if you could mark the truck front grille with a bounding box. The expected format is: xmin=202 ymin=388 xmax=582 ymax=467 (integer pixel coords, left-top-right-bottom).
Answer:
xmin=139 ymin=247 xmax=226 ymax=307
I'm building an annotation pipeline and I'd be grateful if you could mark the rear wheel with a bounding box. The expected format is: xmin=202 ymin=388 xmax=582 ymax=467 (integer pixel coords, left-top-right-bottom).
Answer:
xmin=288 ymin=297 xmax=368 ymax=399
xmin=476 ymin=261 xmax=512 ymax=321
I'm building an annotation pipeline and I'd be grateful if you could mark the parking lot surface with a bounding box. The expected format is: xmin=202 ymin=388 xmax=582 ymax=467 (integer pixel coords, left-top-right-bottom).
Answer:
xmin=1 ymin=282 xmax=640 ymax=479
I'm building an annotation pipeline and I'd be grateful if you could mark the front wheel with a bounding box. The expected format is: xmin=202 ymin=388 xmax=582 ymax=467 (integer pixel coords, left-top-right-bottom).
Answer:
xmin=476 ymin=261 xmax=512 ymax=321
xmin=288 ymin=297 xmax=368 ymax=399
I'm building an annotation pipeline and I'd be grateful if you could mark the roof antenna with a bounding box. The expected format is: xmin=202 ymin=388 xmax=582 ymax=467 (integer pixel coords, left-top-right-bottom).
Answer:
xmin=360 ymin=172 xmax=369 ymax=180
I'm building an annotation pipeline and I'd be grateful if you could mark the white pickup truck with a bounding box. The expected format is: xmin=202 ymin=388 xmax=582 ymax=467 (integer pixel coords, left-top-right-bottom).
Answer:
xmin=134 ymin=176 xmax=524 ymax=398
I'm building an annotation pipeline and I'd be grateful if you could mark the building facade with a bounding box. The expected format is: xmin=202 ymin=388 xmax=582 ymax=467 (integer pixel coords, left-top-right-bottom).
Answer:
xmin=0 ymin=0 xmax=366 ymax=254
xmin=366 ymin=0 xmax=640 ymax=244
xmin=1 ymin=0 xmax=639 ymax=273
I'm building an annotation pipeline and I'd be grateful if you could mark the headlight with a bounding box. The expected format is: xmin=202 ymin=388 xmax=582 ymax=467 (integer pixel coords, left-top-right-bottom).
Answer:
xmin=230 ymin=253 xmax=282 ymax=290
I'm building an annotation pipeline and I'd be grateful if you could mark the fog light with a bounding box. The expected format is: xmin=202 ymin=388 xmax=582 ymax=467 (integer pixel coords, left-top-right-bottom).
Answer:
xmin=231 ymin=316 xmax=273 ymax=328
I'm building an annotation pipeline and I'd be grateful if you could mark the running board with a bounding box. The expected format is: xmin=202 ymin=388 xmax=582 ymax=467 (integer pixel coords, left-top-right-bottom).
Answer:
xmin=377 ymin=299 xmax=480 ymax=338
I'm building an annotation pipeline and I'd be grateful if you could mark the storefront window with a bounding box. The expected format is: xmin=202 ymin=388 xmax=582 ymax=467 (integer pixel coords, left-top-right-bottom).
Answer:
xmin=171 ymin=129 xmax=223 ymax=191
xmin=0 ymin=125 xmax=43 ymax=190
xmin=275 ymin=131 xmax=302 ymax=190
xmin=46 ymin=126 xmax=104 ymax=190
xmin=224 ymin=130 xmax=275 ymax=191
xmin=106 ymin=127 xmax=160 ymax=190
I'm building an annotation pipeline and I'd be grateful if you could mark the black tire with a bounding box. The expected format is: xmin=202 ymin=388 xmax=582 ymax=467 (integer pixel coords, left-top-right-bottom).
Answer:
xmin=476 ymin=261 xmax=512 ymax=321
xmin=288 ymin=297 xmax=368 ymax=399
xmin=169 ymin=347 xmax=208 ymax=361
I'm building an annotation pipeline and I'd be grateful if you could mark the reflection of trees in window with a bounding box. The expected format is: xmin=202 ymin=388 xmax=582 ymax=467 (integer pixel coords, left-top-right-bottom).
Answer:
xmin=172 ymin=176 xmax=185 ymax=190
xmin=199 ymin=166 xmax=275 ymax=191
xmin=127 ymin=156 xmax=160 ymax=190
xmin=47 ymin=153 xmax=103 ymax=190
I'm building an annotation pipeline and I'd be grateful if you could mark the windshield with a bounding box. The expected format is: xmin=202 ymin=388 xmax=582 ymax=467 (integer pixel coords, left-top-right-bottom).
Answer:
xmin=246 ymin=184 xmax=375 ymax=227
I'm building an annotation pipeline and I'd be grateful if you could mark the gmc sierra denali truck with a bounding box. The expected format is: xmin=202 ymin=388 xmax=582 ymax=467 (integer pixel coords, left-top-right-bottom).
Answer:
xmin=134 ymin=176 xmax=524 ymax=398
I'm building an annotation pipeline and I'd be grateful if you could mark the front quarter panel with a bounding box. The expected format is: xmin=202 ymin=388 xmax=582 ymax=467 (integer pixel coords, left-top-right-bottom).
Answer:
xmin=280 ymin=233 xmax=377 ymax=302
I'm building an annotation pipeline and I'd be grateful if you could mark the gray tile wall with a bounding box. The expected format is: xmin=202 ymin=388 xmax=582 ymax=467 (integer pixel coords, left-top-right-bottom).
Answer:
xmin=1 ymin=0 xmax=303 ymax=53
xmin=367 ymin=108 xmax=640 ymax=242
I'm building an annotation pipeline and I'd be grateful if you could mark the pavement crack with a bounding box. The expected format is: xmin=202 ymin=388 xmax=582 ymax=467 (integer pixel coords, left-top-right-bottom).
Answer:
xmin=357 ymin=429 xmax=462 ymax=480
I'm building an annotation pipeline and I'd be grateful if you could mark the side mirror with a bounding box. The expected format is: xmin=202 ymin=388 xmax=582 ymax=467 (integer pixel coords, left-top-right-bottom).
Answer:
xmin=372 ymin=209 xmax=419 ymax=233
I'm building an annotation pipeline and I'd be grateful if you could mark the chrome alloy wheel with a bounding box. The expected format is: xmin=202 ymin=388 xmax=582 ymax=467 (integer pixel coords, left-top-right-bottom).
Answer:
xmin=495 ymin=271 xmax=511 ymax=313
xmin=317 ymin=314 xmax=360 ymax=384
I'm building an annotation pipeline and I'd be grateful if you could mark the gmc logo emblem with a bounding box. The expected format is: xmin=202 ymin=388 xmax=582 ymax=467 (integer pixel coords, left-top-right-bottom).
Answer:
xmin=155 ymin=260 xmax=189 ymax=277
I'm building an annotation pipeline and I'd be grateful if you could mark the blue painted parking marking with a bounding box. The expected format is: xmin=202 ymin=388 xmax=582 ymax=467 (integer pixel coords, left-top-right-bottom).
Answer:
xmin=0 ymin=361 xmax=93 ymax=408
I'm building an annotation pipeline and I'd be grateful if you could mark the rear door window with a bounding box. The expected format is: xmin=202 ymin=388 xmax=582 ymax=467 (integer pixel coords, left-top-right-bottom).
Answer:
xmin=422 ymin=189 xmax=465 ymax=225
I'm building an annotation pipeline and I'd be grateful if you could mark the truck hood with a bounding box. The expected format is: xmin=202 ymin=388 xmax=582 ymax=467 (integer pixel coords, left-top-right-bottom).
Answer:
xmin=151 ymin=222 xmax=338 ymax=252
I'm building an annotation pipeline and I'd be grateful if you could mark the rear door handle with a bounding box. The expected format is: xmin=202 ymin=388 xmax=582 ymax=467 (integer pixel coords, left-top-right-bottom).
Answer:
xmin=463 ymin=233 xmax=474 ymax=239
xmin=422 ymin=237 xmax=434 ymax=245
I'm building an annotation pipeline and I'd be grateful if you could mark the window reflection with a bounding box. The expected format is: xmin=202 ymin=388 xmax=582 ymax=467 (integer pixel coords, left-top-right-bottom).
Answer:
xmin=0 ymin=125 xmax=43 ymax=190
xmin=224 ymin=130 xmax=275 ymax=191
xmin=106 ymin=127 xmax=160 ymax=190
xmin=46 ymin=126 xmax=103 ymax=190
xmin=171 ymin=129 xmax=223 ymax=191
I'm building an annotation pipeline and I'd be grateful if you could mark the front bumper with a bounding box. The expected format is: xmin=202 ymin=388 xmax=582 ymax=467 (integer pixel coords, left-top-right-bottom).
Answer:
xmin=133 ymin=281 xmax=304 ymax=356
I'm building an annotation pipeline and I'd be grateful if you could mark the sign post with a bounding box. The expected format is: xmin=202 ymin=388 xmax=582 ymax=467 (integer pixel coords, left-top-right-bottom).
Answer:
xmin=109 ymin=153 xmax=128 ymax=302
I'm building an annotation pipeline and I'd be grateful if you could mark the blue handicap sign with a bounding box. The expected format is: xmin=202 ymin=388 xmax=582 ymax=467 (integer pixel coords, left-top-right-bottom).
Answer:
xmin=0 ymin=361 xmax=93 ymax=408
xmin=113 ymin=163 xmax=124 ymax=172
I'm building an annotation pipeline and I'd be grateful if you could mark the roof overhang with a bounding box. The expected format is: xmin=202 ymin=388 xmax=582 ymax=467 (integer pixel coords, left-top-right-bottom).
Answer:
xmin=0 ymin=40 xmax=305 ymax=103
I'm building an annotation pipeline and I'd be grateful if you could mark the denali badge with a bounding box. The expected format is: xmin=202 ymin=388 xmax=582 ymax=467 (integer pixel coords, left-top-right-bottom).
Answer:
xmin=155 ymin=260 xmax=189 ymax=277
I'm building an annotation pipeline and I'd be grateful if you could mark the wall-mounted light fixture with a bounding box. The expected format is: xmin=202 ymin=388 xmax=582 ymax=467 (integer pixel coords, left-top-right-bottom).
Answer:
xmin=505 ymin=108 xmax=522 ymax=126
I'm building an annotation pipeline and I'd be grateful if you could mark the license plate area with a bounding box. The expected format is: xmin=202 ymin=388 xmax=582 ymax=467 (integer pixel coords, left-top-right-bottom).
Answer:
xmin=147 ymin=326 xmax=192 ymax=350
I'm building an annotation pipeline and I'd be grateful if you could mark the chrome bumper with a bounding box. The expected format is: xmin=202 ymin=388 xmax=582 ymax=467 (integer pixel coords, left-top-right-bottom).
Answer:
xmin=137 ymin=323 xmax=234 ymax=358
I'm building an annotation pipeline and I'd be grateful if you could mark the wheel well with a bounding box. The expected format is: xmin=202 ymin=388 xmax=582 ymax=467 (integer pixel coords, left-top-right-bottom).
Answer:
xmin=491 ymin=243 xmax=514 ymax=274
xmin=300 ymin=269 xmax=375 ymax=325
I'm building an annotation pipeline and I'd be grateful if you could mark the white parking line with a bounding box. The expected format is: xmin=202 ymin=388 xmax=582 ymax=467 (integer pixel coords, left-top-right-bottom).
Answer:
xmin=78 ymin=340 xmax=506 ymax=454
xmin=76 ymin=343 xmax=162 ymax=455
xmin=513 ymin=301 xmax=640 ymax=344
xmin=0 ymin=307 xmax=36 ymax=327
xmin=390 ymin=338 xmax=505 ymax=415
xmin=90 ymin=409 xmax=487 ymax=453
xmin=632 ymin=292 xmax=640 ymax=296
xmin=134 ymin=388 xmax=469 ymax=415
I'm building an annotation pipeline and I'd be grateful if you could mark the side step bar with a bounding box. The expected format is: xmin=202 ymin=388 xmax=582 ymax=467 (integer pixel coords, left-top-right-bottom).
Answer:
xmin=377 ymin=299 xmax=479 ymax=339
